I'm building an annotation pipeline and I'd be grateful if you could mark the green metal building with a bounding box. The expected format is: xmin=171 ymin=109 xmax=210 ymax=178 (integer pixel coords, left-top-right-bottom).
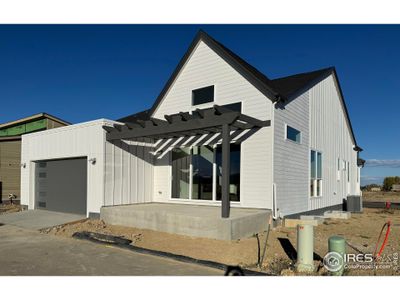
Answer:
xmin=0 ymin=113 xmax=70 ymax=203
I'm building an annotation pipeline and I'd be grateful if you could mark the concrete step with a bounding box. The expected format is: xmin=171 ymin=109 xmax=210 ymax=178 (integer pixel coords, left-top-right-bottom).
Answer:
xmin=323 ymin=211 xmax=351 ymax=219
xmin=284 ymin=218 xmax=323 ymax=228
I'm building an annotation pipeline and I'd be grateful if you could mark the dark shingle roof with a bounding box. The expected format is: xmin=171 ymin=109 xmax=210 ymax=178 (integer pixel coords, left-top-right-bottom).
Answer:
xmin=117 ymin=109 xmax=151 ymax=123
xmin=271 ymin=67 xmax=334 ymax=99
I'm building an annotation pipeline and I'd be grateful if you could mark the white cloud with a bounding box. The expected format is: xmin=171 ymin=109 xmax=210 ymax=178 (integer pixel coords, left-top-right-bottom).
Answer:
xmin=365 ymin=159 xmax=400 ymax=168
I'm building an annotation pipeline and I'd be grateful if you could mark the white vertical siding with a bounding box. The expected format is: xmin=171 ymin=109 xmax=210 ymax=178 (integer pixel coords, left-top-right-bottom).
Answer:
xmin=21 ymin=119 xmax=155 ymax=216
xmin=104 ymin=138 xmax=154 ymax=206
xmin=309 ymin=75 xmax=359 ymax=210
xmin=273 ymin=92 xmax=310 ymax=216
xmin=20 ymin=119 xmax=113 ymax=216
xmin=152 ymin=40 xmax=274 ymax=209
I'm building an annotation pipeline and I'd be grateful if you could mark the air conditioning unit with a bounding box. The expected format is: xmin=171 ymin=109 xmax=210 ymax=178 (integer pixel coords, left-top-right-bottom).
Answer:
xmin=346 ymin=195 xmax=363 ymax=213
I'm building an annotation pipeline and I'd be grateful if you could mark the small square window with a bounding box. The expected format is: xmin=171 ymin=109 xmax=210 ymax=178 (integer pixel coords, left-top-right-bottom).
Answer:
xmin=286 ymin=125 xmax=301 ymax=143
xmin=192 ymin=86 xmax=214 ymax=106
xmin=222 ymin=102 xmax=242 ymax=112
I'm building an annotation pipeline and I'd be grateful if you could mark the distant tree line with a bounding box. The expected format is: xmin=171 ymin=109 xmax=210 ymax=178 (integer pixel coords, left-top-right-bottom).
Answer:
xmin=382 ymin=176 xmax=400 ymax=191
xmin=361 ymin=184 xmax=382 ymax=191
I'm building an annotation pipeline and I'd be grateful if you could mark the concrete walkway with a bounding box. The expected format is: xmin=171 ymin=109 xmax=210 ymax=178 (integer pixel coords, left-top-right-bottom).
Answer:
xmin=0 ymin=210 xmax=86 ymax=230
xmin=0 ymin=225 xmax=222 ymax=275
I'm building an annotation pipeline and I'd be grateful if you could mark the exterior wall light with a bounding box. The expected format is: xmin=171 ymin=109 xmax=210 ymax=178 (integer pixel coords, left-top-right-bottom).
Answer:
xmin=20 ymin=163 xmax=26 ymax=168
xmin=88 ymin=158 xmax=96 ymax=165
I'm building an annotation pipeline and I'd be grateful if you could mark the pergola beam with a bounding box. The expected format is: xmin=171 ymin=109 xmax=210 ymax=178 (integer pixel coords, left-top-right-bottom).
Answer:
xmin=106 ymin=111 xmax=240 ymax=141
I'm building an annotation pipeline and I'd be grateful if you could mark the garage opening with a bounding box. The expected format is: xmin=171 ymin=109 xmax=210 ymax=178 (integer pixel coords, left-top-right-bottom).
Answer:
xmin=34 ymin=157 xmax=87 ymax=215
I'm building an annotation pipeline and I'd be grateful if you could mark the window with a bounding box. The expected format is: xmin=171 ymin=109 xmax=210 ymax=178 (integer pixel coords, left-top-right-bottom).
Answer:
xmin=286 ymin=125 xmax=301 ymax=143
xmin=171 ymin=145 xmax=241 ymax=201
xmin=192 ymin=85 xmax=214 ymax=106
xmin=310 ymin=150 xmax=322 ymax=197
xmin=357 ymin=166 xmax=359 ymax=183
xmin=222 ymin=102 xmax=242 ymax=112
xmin=171 ymin=148 xmax=191 ymax=199
xmin=337 ymin=158 xmax=341 ymax=181
xmin=216 ymin=144 xmax=241 ymax=202
xmin=347 ymin=161 xmax=350 ymax=182
xmin=192 ymin=146 xmax=214 ymax=200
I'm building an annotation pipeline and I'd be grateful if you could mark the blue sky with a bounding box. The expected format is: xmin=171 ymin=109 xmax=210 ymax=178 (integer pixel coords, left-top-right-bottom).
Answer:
xmin=0 ymin=25 xmax=399 ymax=185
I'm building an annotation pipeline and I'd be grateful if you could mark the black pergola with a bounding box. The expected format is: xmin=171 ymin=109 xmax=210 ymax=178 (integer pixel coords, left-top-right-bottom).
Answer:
xmin=103 ymin=105 xmax=270 ymax=218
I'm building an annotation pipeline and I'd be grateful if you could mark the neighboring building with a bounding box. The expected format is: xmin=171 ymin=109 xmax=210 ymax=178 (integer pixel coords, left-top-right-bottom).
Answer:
xmin=370 ymin=187 xmax=381 ymax=192
xmin=0 ymin=113 xmax=69 ymax=203
xmin=20 ymin=31 xmax=363 ymax=221
xmin=392 ymin=184 xmax=400 ymax=192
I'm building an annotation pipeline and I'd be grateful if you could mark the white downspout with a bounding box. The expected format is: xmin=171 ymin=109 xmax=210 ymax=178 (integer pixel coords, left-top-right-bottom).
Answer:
xmin=271 ymin=101 xmax=278 ymax=219
xmin=272 ymin=183 xmax=278 ymax=219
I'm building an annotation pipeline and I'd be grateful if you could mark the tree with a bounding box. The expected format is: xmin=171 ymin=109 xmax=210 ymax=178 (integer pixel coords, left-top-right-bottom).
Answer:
xmin=382 ymin=176 xmax=400 ymax=191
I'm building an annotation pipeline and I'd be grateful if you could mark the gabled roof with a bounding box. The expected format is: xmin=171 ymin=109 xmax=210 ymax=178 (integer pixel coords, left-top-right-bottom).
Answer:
xmin=271 ymin=67 xmax=334 ymax=99
xmin=148 ymin=30 xmax=283 ymax=117
xmin=117 ymin=109 xmax=151 ymax=123
xmin=271 ymin=66 xmax=360 ymax=149
xmin=116 ymin=30 xmax=360 ymax=150
xmin=0 ymin=112 xmax=70 ymax=129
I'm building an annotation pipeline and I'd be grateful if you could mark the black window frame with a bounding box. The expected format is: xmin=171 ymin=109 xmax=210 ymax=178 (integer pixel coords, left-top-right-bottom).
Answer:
xmin=222 ymin=102 xmax=242 ymax=113
xmin=286 ymin=125 xmax=301 ymax=144
xmin=192 ymin=85 xmax=215 ymax=106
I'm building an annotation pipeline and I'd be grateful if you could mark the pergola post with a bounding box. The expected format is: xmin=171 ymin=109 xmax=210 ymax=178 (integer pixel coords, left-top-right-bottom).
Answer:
xmin=221 ymin=123 xmax=230 ymax=218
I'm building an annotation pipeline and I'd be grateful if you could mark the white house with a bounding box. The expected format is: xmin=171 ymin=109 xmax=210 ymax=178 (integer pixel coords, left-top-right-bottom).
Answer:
xmin=20 ymin=31 xmax=363 ymax=224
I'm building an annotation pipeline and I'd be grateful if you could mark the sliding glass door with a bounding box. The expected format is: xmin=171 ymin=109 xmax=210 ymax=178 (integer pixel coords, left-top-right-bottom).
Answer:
xmin=171 ymin=144 xmax=241 ymax=202
xmin=216 ymin=144 xmax=241 ymax=202
xmin=192 ymin=146 xmax=214 ymax=200
xmin=171 ymin=147 xmax=190 ymax=199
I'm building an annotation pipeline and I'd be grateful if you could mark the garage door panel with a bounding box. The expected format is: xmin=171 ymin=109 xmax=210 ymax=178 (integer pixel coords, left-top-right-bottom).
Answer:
xmin=35 ymin=158 xmax=87 ymax=215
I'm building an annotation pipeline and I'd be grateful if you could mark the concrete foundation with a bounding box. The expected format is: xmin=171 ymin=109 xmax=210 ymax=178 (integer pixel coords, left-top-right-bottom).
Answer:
xmin=101 ymin=203 xmax=271 ymax=241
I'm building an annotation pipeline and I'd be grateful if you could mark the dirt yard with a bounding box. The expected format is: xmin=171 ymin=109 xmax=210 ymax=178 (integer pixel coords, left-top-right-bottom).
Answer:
xmin=42 ymin=208 xmax=400 ymax=276
xmin=0 ymin=203 xmax=22 ymax=215
xmin=363 ymin=191 xmax=400 ymax=203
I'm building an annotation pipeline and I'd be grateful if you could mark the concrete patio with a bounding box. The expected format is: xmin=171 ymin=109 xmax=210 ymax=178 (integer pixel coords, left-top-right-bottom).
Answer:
xmin=101 ymin=203 xmax=271 ymax=240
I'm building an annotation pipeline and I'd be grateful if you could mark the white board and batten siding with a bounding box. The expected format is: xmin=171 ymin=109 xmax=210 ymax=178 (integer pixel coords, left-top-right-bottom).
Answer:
xmin=152 ymin=40 xmax=274 ymax=209
xmin=273 ymin=92 xmax=310 ymax=216
xmin=308 ymin=75 xmax=360 ymax=211
xmin=21 ymin=119 xmax=111 ymax=215
xmin=104 ymin=138 xmax=154 ymax=207
xmin=21 ymin=119 xmax=154 ymax=216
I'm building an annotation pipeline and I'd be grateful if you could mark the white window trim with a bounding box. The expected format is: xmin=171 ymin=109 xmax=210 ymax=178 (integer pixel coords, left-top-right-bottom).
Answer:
xmin=310 ymin=149 xmax=323 ymax=198
xmin=284 ymin=123 xmax=302 ymax=144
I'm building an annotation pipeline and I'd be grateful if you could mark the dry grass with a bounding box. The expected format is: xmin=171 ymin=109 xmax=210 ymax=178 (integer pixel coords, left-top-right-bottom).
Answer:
xmin=0 ymin=203 xmax=22 ymax=215
xmin=363 ymin=191 xmax=400 ymax=203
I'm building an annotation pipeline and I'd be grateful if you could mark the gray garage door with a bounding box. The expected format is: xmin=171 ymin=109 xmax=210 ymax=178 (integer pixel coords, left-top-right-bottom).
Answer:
xmin=35 ymin=158 xmax=87 ymax=215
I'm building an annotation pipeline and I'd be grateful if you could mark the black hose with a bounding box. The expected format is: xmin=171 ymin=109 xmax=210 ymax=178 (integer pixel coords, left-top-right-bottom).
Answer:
xmin=256 ymin=233 xmax=261 ymax=266
xmin=73 ymin=231 xmax=270 ymax=276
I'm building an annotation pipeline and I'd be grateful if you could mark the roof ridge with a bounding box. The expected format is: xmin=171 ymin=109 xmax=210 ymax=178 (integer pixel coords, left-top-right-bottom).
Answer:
xmin=271 ymin=66 xmax=334 ymax=81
